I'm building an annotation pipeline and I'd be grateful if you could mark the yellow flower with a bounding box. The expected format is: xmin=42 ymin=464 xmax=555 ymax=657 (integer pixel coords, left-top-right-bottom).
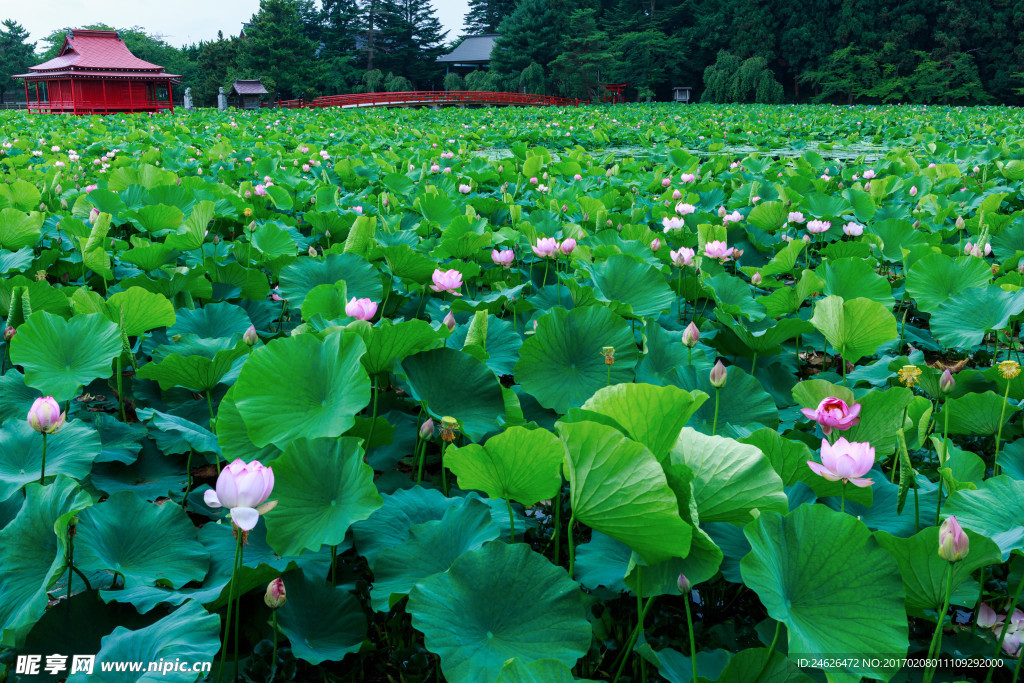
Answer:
xmin=898 ymin=365 xmax=922 ymax=387
xmin=34 ymin=270 xmax=47 ymax=282
xmin=998 ymin=360 xmax=1021 ymax=380
xmin=439 ymin=416 xmax=460 ymax=443
xmin=243 ymin=207 xmax=253 ymax=217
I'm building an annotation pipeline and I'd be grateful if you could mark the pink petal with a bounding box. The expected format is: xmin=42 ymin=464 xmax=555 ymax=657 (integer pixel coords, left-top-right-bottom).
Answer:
xmin=230 ymin=507 xmax=260 ymax=531
xmin=216 ymin=470 xmax=239 ymax=508
xmin=848 ymin=477 xmax=874 ymax=488
xmin=203 ymin=489 xmax=222 ymax=509
xmin=807 ymin=460 xmax=840 ymax=481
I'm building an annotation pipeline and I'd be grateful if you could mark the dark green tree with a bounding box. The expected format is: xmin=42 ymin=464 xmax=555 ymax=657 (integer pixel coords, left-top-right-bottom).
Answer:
xmin=549 ymin=8 xmax=614 ymax=99
xmin=0 ymin=20 xmax=35 ymax=103
xmin=320 ymin=0 xmax=364 ymax=93
xmin=375 ymin=0 xmax=448 ymax=88
xmin=464 ymin=0 xmax=517 ymax=35
xmin=239 ymin=0 xmax=320 ymax=99
xmin=490 ymin=0 xmax=570 ymax=79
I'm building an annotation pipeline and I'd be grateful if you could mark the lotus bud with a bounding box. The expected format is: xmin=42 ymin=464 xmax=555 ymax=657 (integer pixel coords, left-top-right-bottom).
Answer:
xmin=939 ymin=369 xmax=955 ymax=395
xmin=710 ymin=360 xmax=728 ymax=388
xmin=443 ymin=310 xmax=456 ymax=331
xmin=677 ymin=573 xmax=690 ymax=592
xmin=651 ymin=238 xmax=661 ymax=252
xmin=243 ymin=325 xmax=258 ymax=347
xmin=39 ymin=202 xmax=46 ymax=212
xmin=955 ymin=216 xmax=965 ymax=230
xmin=938 ymin=516 xmax=969 ymax=562
xmin=717 ymin=206 xmax=727 ymax=218
xmin=913 ymin=220 xmax=920 ymax=229
xmin=751 ymin=272 xmax=762 ymax=285
xmin=682 ymin=322 xmax=700 ymax=348
xmin=28 ymin=397 xmax=66 ymax=435
xmin=213 ymin=234 xmax=221 ymax=244
xmin=308 ymin=246 xmax=317 ymax=258
xmin=910 ymin=186 xmax=918 ymax=197
xmin=802 ymin=234 xmax=811 ymax=243
xmin=3 ymin=326 xmax=15 ymax=342
xmin=55 ymin=184 xmax=62 ymax=194
xmin=264 ymin=578 xmax=286 ymax=609
xmin=419 ymin=418 xmax=434 ymax=439
xmin=89 ymin=208 xmax=100 ymax=225
xmin=60 ymin=198 xmax=68 ymax=210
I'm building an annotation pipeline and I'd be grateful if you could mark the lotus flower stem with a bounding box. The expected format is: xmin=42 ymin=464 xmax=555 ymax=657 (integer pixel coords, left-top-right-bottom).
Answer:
xmin=271 ymin=611 xmax=278 ymax=682
xmin=986 ymin=571 xmax=1024 ymax=682
xmin=750 ymin=353 xmax=758 ymax=376
xmin=330 ymin=545 xmax=337 ymax=585
xmin=415 ymin=438 xmax=426 ymax=485
xmin=840 ymin=482 xmax=846 ymax=514
xmin=39 ymin=433 xmax=47 ymax=485
xmin=684 ymin=590 xmax=698 ymax=682
xmin=506 ymin=499 xmax=515 ymax=542
xmin=687 ymin=346 xmax=692 ymax=365
xmin=217 ymin=532 xmax=243 ymax=682
xmin=365 ymin=380 xmax=379 ymax=454
xmin=936 ymin=403 xmax=950 ymax=525
xmin=611 ymin=596 xmax=656 ymax=683
xmin=552 ymin=489 xmax=561 ymax=564
xmin=184 ymin=449 xmax=193 ymax=509
xmin=923 ymin=565 xmax=954 ymax=683
xmin=233 ymin=540 xmax=244 ymax=682
xmin=994 ymin=381 xmax=1011 ymax=476
xmin=712 ymin=390 xmax=720 ymax=436
xmin=636 ymin=566 xmax=646 ymax=682
xmin=206 ymin=391 xmax=220 ymax=474
xmin=116 ymin=352 xmax=125 ymax=421
xmin=541 ymin=260 xmax=549 ymax=289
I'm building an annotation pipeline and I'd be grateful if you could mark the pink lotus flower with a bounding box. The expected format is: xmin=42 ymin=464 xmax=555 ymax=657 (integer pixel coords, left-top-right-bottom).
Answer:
xmin=807 ymin=437 xmax=875 ymax=487
xmin=533 ymin=237 xmax=559 ymax=258
xmin=682 ymin=322 xmax=700 ymax=347
xmin=863 ymin=169 xmax=876 ymax=179
xmin=670 ymin=247 xmax=695 ymax=267
xmin=573 ymin=174 xmax=582 ymax=181
xmin=560 ymin=238 xmax=577 ymax=255
xmin=675 ymin=202 xmax=696 ymax=216
xmin=204 ymin=458 xmax=275 ymax=531
xmin=722 ymin=210 xmax=743 ymax=224
xmin=663 ymin=216 xmax=686 ymax=232
xmin=938 ymin=516 xmax=969 ymax=562
xmin=270 ymin=287 xmax=284 ymax=302
xmin=529 ymin=177 xmax=538 ymax=185
xmin=910 ymin=186 xmax=918 ymax=196
xmin=788 ymin=211 xmax=805 ymax=224
xmin=680 ymin=173 xmax=696 ymax=183
xmin=650 ymin=238 xmax=661 ymax=252
xmin=28 ymin=397 xmax=66 ymax=434
xmin=430 ymin=164 xmax=440 ymax=173
xmin=254 ymin=184 xmax=267 ymax=196
xmin=85 ymin=184 xmax=98 ymax=194
xmin=806 ymin=219 xmax=831 ymax=234
xmin=672 ymin=189 xmax=682 ymax=200
xmin=703 ymin=241 xmax=734 ymax=261
xmin=843 ymin=222 xmax=864 ymax=236
xmin=801 ymin=397 xmax=861 ymax=435
xmin=661 ymin=178 xmax=671 ymax=187
xmin=345 ymin=297 xmax=378 ymax=321
xmin=302 ymin=164 xmax=310 ymax=172
xmin=430 ymin=269 xmax=463 ymax=295
xmin=458 ymin=184 xmax=471 ymax=194
xmin=491 ymin=249 xmax=515 ymax=267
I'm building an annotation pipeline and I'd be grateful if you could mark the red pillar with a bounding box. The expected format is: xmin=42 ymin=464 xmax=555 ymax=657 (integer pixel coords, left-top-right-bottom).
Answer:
xmin=23 ymin=80 xmax=29 ymax=111
xmin=167 ymin=81 xmax=174 ymax=114
xmin=101 ymin=80 xmax=107 ymax=114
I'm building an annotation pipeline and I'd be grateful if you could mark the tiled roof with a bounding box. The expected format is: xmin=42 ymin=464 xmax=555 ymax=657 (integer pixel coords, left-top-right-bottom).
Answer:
xmin=29 ymin=30 xmax=166 ymax=73
xmin=437 ymin=35 xmax=498 ymax=63
xmin=231 ymin=79 xmax=268 ymax=95
xmin=13 ymin=70 xmax=180 ymax=80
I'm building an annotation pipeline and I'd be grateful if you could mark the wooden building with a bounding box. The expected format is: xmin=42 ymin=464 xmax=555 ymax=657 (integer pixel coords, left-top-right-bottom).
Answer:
xmin=14 ymin=29 xmax=180 ymax=114
xmin=230 ymin=79 xmax=268 ymax=109
xmin=437 ymin=35 xmax=498 ymax=74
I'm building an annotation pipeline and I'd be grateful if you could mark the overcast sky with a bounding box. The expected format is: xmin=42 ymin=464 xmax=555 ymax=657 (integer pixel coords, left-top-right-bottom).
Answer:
xmin=7 ymin=0 xmax=469 ymax=50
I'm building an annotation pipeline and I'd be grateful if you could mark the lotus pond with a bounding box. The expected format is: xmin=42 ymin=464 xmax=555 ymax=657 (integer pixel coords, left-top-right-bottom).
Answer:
xmin=3 ymin=103 xmax=1024 ymax=682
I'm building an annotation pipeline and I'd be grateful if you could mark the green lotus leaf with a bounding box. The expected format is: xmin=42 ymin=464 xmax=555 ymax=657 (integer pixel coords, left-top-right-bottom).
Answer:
xmin=578 ymin=383 xmax=708 ymax=464
xmin=75 ymin=491 xmax=209 ymax=590
xmin=264 ymin=437 xmax=382 ymax=557
xmin=370 ymin=498 xmax=499 ymax=610
xmin=670 ymin=428 xmax=787 ymax=525
xmin=407 ymin=542 xmax=591 ymax=682
xmin=0 ymin=476 xmax=92 ymax=647
xmin=275 ymin=569 xmax=367 ymax=665
xmin=740 ymin=505 xmax=908 ymax=680
xmin=214 ymin=386 xmax=281 ymax=463
xmin=168 ymin=301 xmax=252 ymax=339
xmin=662 ymin=364 xmax=779 ymax=437
xmin=713 ymin=647 xmax=814 ymax=683
xmin=809 ymin=295 xmax=897 ymax=363
xmin=350 ymin=318 xmax=444 ymax=375
xmin=105 ymin=287 xmax=176 ymax=336
xmin=557 ymin=420 xmax=691 ymax=564
xmin=0 ymin=419 xmax=101 ymax=501
xmin=874 ymin=527 xmax=1002 ymax=613
xmin=446 ymin=314 xmax=523 ymax=376
xmin=132 ymin=203 xmax=185 ymax=233
xmin=819 ymin=257 xmax=893 ymax=308
xmin=399 ymin=347 xmax=505 ymax=441
xmin=930 ymin=286 xmax=1024 ymax=349
xmin=351 ymin=487 xmax=462 ymax=563
xmin=234 ymin=330 xmax=370 ymax=448
xmin=939 ymin=390 xmax=1019 ymax=436
xmin=0 ymin=209 xmax=44 ymax=250
xmin=515 ymin=305 xmax=638 ymax=414
xmin=279 ymin=253 xmax=382 ymax=308
xmin=66 ymin=600 xmax=219 ymax=683
xmin=587 ymin=253 xmax=676 ymax=317
xmin=905 ymin=253 xmax=992 ymax=315
xmin=944 ymin=476 xmax=1024 ymax=560
xmin=10 ymin=311 xmax=122 ymax=401
xmin=713 ymin=309 xmax=814 ymax=358
xmin=447 ymin=426 xmax=563 ymax=507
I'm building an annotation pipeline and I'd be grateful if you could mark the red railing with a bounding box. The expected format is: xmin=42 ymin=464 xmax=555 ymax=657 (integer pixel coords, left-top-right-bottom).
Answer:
xmin=26 ymin=99 xmax=173 ymax=114
xmin=275 ymin=90 xmax=579 ymax=110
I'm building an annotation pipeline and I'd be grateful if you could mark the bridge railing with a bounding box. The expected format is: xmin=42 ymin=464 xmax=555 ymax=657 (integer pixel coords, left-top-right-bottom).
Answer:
xmin=274 ymin=90 xmax=579 ymax=110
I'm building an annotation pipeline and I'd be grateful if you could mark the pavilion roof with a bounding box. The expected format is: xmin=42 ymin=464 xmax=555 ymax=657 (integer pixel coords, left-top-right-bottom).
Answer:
xmin=231 ymin=79 xmax=268 ymax=95
xmin=437 ymin=35 xmax=498 ymax=64
xmin=27 ymin=30 xmax=168 ymax=73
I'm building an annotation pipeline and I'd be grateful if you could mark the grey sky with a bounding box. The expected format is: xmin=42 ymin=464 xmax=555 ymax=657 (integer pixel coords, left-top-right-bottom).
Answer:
xmin=7 ymin=0 xmax=469 ymax=50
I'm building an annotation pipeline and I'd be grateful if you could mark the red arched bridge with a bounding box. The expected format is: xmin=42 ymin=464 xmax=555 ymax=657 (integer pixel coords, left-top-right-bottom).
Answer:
xmin=275 ymin=90 xmax=579 ymax=110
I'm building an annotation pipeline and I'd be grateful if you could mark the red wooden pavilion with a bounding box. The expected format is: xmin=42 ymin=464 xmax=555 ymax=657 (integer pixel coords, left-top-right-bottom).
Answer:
xmin=14 ymin=29 xmax=180 ymax=114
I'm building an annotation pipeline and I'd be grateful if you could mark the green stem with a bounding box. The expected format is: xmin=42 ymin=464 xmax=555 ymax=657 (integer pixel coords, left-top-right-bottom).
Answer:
xmin=183 ymin=449 xmax=193 ymax=509
xmin=40 ymin=432 xmax=47 ymax=485
xmin=677 ymin=268 xmax=683 ymax=322
xmin=506 ymin=499 xmax=516 ymax=542
xmin=994 ymin=381 xmax=1011 ymax=476
xmin=217 ymin=532 xmax=243 ymax=682
xmin=687 ymin=346 xmax=692 ymax=365
xmin=270 ymin=611 xmax=278 ymax=682
xmin=442 ymin=443 xmax=449 ymax=496
xmin=753 ymin=621 xmax=783 ymax=682
xmin=986 ymin=570 xmax=1024 ymax=682
xmin=937 ymin=401 xmax=950 ymax=525
xmin=712 ymin=389 xmax=720 ymax=436
xmin=567 ymin=514 xmax=576 ymax=579
xmin=923 ymin=564 xmax=955 ymax=683
xmin=637 ymin=566 xmax=647 ymax=682
xmin=116 ymin=352 xmax=125 ymax=421
xmin=611 ymin=596 xmax=657 ymax=683
xmin=330 ymin=545 xmax=337 ymax=586
xmin=684 ymin=589 xmax=698 ymax=683
xmin=841 ymin=482 xmax=846 ymax=514
xmin=365 ymin=380 xmax=379 ymax=454
xmin=233 ymin=540 xmax=244 ymax=683
xmin=606 ymin=363 xmax=611 ymax=387
xmin=415 ymin=436 xmax=427 ymax=485
xmin=751 ymin=352 xmax=758 ymax=376
xmin=541 ymin=259 xmax=549 ymax=289
xmin=841 ymin=354 xmax=847 ymax=386
xmin=914 ymin=478 xmax=920 ymax=533
xmin=207 ymin=391 xmax=220 ymax=474
xmin=553 ymin=488 xmax=561 ymax=565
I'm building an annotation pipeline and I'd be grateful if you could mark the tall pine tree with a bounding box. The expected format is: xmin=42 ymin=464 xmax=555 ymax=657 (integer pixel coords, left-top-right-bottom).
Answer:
xmin=239 ymin=0 xmax=319 ymax=98
xmin=320 ymin=0 xmax=364 ymax=93
xmin=0 ymin=20 xmax=36 ymax=103
xmin=464 ymin=0 xmax=517 ymax=35
xmin=375 ymin=0 xmax=447 ymax=88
